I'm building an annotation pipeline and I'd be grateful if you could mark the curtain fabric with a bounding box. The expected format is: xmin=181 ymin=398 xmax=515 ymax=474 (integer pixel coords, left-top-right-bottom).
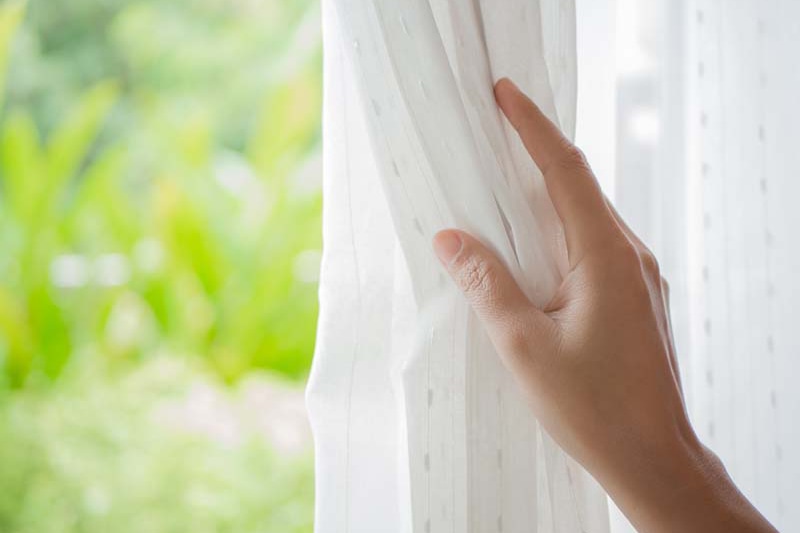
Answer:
xmin=307 ymin=0 xmax=609 ymax=531
xmin=310 ymin=0 xmax=800 ymax=531
xmin=611 ymin=1 xmax=800 ymax=531
xmin=685 ymin=7 xmax=800 ymax=529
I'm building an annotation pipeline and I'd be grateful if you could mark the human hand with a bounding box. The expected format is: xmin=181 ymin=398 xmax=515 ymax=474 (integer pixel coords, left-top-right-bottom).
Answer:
xmin=432 ymin=78 xmax=777 ymax=533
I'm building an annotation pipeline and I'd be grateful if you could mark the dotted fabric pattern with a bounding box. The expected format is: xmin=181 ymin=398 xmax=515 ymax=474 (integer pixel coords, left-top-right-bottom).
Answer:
xmin=612 ymin=1 xmax=800 ymax=531
xmin=307 ymin=1 xmax=610 ymax=532
xmin=686 ymin=1 xmax=799 ymax=530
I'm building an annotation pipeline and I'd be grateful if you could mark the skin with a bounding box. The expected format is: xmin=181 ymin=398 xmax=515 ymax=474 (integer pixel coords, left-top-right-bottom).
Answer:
xmin=432 ymin=78 xmax=779 ymax=533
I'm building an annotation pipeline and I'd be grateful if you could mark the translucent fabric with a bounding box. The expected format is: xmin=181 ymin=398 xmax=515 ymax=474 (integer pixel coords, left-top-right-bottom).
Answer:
xmin=684 ymin=7 xmax=800 ymax=529
xmin=307 ymin=0 xmax=609 ymax=531
xmin=610 ymin=1 xmax=800 ymax=531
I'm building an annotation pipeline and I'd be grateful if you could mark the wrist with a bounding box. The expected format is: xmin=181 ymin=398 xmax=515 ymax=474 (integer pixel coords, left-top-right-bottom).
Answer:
xmin=597 ymin=427 xmax=776 ymax=532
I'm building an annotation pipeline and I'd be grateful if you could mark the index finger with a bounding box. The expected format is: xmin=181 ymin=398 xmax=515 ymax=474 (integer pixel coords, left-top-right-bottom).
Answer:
xmin=494 ymin=78 xmax=618 ymax=265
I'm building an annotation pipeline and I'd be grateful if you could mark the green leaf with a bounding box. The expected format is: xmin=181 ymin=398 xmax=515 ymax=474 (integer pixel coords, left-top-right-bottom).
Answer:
xmin=0 ymin=109 xmax=42 ymax=222
xmin=44 ymin=80 xmax=118 ymax=209
xmin=0 ymin=285 xmax=34 ymax=387
xmin=63 ymin=144 xmax=132 ymax=245
xmin=247 ymin=66 xmax=322 ymax=179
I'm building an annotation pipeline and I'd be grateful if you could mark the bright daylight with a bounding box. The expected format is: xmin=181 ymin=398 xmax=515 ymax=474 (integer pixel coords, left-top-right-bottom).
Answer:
xmin=0 ymin=1 xmax=797 ymax=532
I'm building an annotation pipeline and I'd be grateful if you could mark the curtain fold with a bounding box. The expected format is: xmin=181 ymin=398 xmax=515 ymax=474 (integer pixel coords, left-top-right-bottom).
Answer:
xmin=308 ymin=1 xmax=609 ymax=531
xmin=310 ymin=1 xmax=800 ymax=531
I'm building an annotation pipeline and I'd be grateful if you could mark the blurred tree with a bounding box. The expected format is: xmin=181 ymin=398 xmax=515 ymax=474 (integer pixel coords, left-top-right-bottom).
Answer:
xmin=0 ymin=0 xmax=323 ymax=386
xmin=0 ymin=1 xmax=320 ymax=530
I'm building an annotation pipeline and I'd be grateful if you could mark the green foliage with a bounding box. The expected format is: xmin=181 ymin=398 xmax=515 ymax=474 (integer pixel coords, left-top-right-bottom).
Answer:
xmin=0 ymin=358 xmax=314 ymax=533
xmin=0 ymin=0 xmax=323 ymax=387
xmin=0 ymin=0 xmax=321 ymax=529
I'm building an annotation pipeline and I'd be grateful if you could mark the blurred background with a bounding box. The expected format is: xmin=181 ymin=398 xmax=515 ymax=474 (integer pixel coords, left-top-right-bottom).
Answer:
xmin=0 ymin=0 xmax=321 ymax=531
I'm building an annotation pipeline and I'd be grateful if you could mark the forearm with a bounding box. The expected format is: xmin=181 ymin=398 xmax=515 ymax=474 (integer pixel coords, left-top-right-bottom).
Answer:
xmin=599 ymin=432 xmax=778 ymax=533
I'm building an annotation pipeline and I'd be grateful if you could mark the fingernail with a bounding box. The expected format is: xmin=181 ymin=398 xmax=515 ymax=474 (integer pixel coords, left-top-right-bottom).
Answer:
xmin=433 ymin=232 xmax=463 ymax=266
xmin=496 ymin=77 xmax=519 ymax=92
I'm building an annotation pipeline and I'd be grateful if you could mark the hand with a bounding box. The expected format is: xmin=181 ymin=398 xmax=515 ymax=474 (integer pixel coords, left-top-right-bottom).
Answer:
xmin=432 ymin=78 xmax=777 ymax=533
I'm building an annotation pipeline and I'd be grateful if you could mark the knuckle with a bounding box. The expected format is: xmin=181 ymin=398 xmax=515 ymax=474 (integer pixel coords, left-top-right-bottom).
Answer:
xmin=586 ymin=239 xmax=666 ymax=309
xmin=639 ymin=249 xmax=661 ymax=277
xmin=620 ymin=245 xmax=643 ymax=271
xmin=598 ymin=239 xmax=640 ymax=273
xmin=457 ymin=255 xmax=495 ymax=297
xmin=589 ymin=239 xmax=651 ymax=295
xmin=554 ymin=145 xmax=590 ymax=173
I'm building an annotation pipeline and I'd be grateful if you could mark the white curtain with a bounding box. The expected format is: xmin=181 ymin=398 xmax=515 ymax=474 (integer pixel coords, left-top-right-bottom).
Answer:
xmin=309 ymin=0 xmax=800 ymax=531
xmin=595 ymin=0 xmax=800 ymax=531
xmin=611 ymin=1 xmax=800 ymax=531
xmin=307 ymin=0 xmax=609 ymax=531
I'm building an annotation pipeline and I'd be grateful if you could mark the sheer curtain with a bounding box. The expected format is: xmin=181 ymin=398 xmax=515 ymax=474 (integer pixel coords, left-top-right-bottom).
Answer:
xmin=610 ymin=0 xmax=800 ymax=531
xmin=307 ymin=0 xmax=608 ymax=531
xmin=309 ymin=0 xmax=799 ymax=531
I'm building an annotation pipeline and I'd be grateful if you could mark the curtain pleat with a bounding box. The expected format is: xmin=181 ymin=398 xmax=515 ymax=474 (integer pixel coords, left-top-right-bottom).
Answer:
xmin=308 ymin=1 xmax=609 ymax=531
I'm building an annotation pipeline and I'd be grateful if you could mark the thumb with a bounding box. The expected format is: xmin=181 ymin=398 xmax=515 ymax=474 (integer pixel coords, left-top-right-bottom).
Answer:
xmin=433 ymin=230 xmax=554 ymax=357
